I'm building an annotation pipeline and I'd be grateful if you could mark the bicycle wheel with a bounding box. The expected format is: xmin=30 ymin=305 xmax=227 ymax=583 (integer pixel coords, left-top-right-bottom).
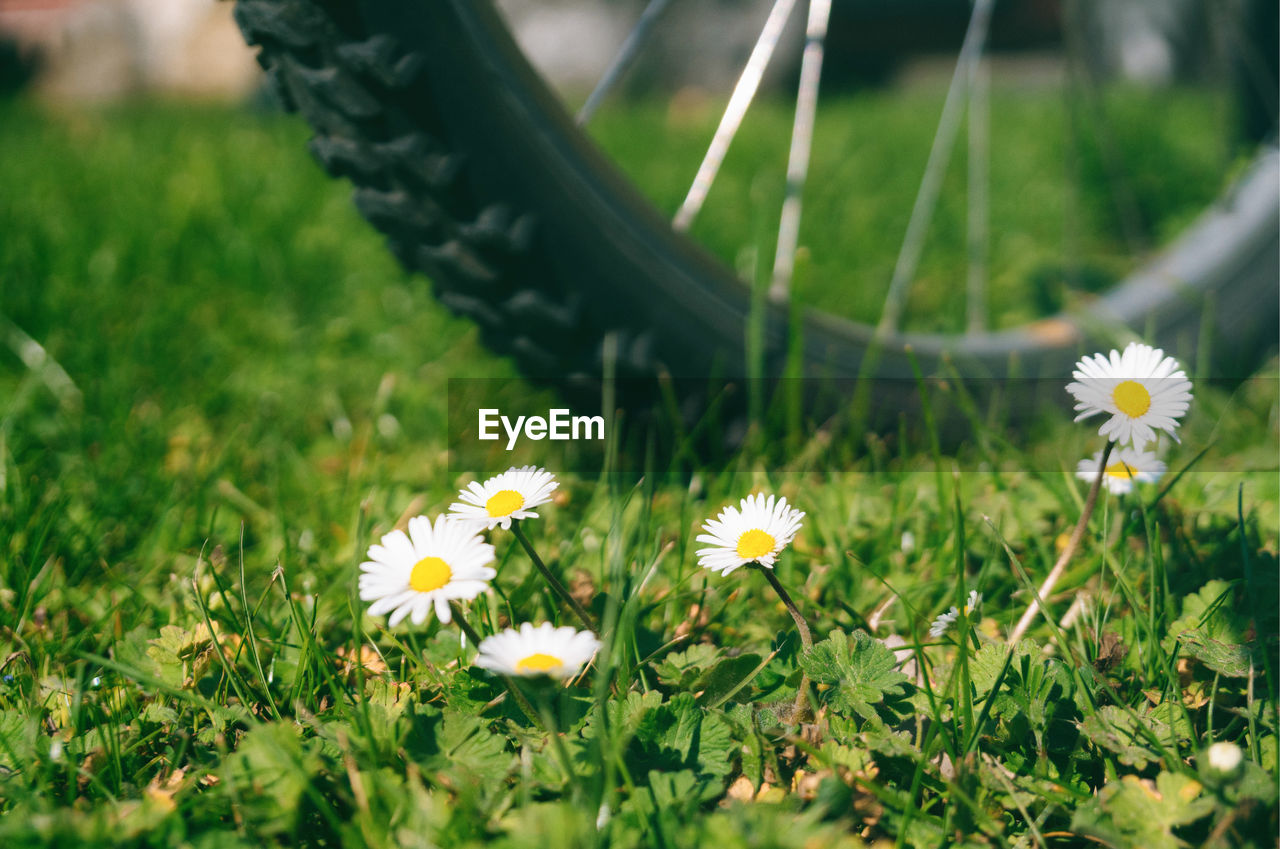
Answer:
xmin=231 ymin=0 xmax=1279 ymax=431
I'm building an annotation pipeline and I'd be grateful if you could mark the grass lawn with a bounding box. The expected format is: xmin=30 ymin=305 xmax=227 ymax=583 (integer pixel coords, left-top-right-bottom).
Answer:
xmin=0 ymin=99 xmax=1276 ymax=848
xmin=588 ymin=85 xmax=1235 ymax=331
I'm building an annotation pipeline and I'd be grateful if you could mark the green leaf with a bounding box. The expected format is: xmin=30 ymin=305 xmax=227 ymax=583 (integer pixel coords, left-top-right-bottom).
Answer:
xmin=968 ymin=640 xmax=1076 ymax=753
xmin=583 ymin=689 xmax=663 ymax=744
xmin=818 ymin=740 xmax=874 ymax=774
xmin=800 ymin=630 xmax=908 ymax=721
xmin=654 ymin=645 xmax=765 ymax=706
xmin=428 ymin=711 xmax=514 ymax=787
xmin=1164 ymin=581 xmax=1247 ymax=654
xmin=696 ymin=652 xmax=765 ymax=707
xmin=1081 ymin=703 xmax=1193 ymax=770
xmin=630 ymin=693 xmax=738 ymax=779
xmin=227 ymin=723 xmax=323 ymax=836
xmin=723 ymin=703 xmax=765 ymax=786
xmin=654 ymin=644 xmax=721 ymax=691
xmin=194 ymin=702 xmax=252 ymax=747
xmin=146 ymin=623 xmax=219 ymax=687
xmin=1177 ymin=629 xmax=1260 ymax=678
xmin=0 ymin=710 xmax=39 ymax=771
xmin=139 ymin=702 xmax=180 ymax=726
xmin=1071 ymin=772 xmax=1214 ymax=849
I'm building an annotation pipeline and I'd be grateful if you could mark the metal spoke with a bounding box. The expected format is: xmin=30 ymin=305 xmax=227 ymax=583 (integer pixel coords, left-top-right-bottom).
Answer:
xmin=876 ymin=0 xmax=995 ymax=333
xmin=576 ymin=0 xmax=676 ymax=126
xmin=673 ymin=0 xmax=800 ymax=233
xmin=966 ymin=56 xmax=989 ymax=333
xmin=769 ymin=0 xmax=834 ymax=303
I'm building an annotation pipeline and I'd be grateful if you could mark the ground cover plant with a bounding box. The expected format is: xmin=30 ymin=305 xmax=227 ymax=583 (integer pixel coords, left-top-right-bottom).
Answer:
xmin=1 ymin=100 xmax=1278 ymax=848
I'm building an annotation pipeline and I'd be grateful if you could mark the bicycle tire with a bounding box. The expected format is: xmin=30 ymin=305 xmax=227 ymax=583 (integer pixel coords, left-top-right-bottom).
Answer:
xmin=232 ymin=0 xmax=1279 ymax=432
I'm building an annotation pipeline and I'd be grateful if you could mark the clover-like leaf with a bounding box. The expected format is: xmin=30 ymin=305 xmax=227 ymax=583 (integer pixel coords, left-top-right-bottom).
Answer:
xmin=800 ymin=630 xmax=907 ymax=721
xmin=146 ymin=623 xmax=221 ymax=687
xmin=969 ymin=640 xmax=1077 ymax=752
xmin=1071 ymin=772 xmax=1214 ymax=849
xmin=429 ymin=711 xmax=515 ymax=787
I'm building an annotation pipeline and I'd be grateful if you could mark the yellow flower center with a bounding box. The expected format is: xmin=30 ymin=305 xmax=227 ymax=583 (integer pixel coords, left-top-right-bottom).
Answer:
xmin=1105 ymin=461 xmax=1138 ymax=480
xmin=736 ymin=528 xmax=777 ymax=560
xmin=515 ymin=653 xmax=563 ymax=674
xmin=486 ymin=489 xmax=525 ymax=518
xmin=1112 ymin=380 xmax=1151 ymax=418
xmin=409 ymin=556 xmax=452 ymax=593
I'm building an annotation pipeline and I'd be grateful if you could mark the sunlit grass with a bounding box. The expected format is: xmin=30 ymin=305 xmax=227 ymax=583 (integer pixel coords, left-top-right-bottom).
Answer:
xmin=0 ymin=99 xmax=1275 ymax=848
xmin=588 ymin=85 xmax=1233 ymax=331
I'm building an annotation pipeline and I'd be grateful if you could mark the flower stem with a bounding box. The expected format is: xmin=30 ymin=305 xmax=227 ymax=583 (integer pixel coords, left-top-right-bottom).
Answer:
xmin=534 ymin=689 xmax=582 ymax=803
xmin=755 ymin=564 xmax=813 ymax=650
xmin=754 ymin=563 xmax=814 ymax=720
xmin=450 ymin=603 xmax=542 ymax=728
xmin=511 ymin=521 xmax=595 ymax=632
xmin=1008 ymin=441 xmax=1113 ymax=644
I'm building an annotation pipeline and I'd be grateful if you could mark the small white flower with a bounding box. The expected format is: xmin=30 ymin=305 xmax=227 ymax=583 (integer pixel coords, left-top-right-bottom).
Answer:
xmin=1205 ymin=741 xmax=1244 ymax=775
xmin=1076 ymin=446 xmax=1166 ymax=495
xmin=49 ymin=740 xmax=63 ymax=761
xmin=930 ymin=591 xmax=981 ymax=638
xmin=900 ymin=531 xmax=916 ymax=554
xmin=449 ymin=465 xmax=558 ymax=531
xmin=359 ymin=515 xmax=496 ymax=628
xmin=1065 ymin=342 xmax=1192 ymax=448
xmin=695 ymin=493 xmax=805 ymax=576
xmin=474 ymin=622 xmax=601 ymax=680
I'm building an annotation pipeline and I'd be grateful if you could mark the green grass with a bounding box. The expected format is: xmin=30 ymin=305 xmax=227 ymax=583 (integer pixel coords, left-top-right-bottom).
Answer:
xmin=589 ymin=85 xmax=1235 ymax=331
xmin=0 ymin=99 xmax=1277 ymax=848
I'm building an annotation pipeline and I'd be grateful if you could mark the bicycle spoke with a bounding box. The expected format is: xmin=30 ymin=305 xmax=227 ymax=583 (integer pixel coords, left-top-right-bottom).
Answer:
xmin=769 ymin=0 xmax=834 ymax=304
xmin=576 ymin=0 xmax=675 ymax=126
xmin=877 ymin=0 xmax=995 ymax=333
xmin=673 ymin=0 xmax=800 ymax=233
xmin=966 ymin=56 xmax=989 ymax=334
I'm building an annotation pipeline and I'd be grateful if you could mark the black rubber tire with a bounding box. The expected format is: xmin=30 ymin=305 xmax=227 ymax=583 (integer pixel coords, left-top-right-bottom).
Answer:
xmin=232 ymin=0 xmax=1279 ymax=431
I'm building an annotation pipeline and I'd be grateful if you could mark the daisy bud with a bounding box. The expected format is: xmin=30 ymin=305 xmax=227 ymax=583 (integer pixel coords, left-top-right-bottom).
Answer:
xmin=1204 ymin=741 xmax=1244 ymax=779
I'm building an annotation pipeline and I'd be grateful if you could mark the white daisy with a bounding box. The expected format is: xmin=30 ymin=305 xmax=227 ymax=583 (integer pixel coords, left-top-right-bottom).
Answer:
xmin=359 ymin=515 xmax=496 ymax=627
xmin=930 ymin=590 xmax=981 ymax=638
xmin=473 ymin=622 xmax=601 ymax=680
xmin=449 ymin=465 xmax=558 ymax=531
xmin=695 ymin=493 xmax=805 ymax=576
xmin=1065 ymin=342 xmax=1192 ymax=448
xmin=1076 ymin=446 xmax=1166 ymax=495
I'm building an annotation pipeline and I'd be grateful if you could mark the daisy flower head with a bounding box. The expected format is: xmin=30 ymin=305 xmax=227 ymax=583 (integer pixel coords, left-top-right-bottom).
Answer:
xmin=930 ymin=591 xmax=981 ymax=638
xmin=359 ymin=515 xmax=496 ymax=628
xmin=1076 ymin=446 xmax=1166 ymax=495
xmin=1065 ymin=342 xmax=1192 ymax=448
xmin=474 ymin=622 xmax=601 ymax=680
xmin=696 ymin=493 xmax=805 ymax=576
xmin=449 ymin=465 xmax=558 ymax=531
